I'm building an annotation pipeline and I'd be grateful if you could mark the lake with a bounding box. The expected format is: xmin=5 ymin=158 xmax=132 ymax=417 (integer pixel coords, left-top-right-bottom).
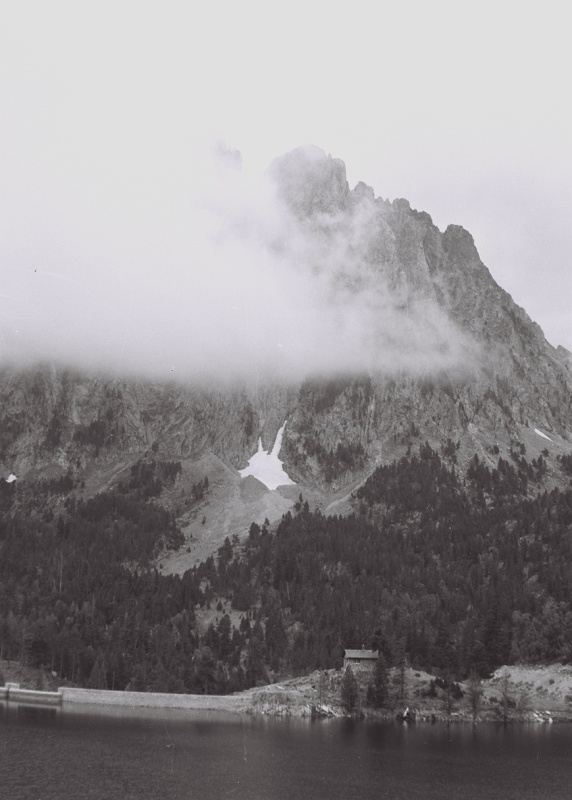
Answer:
xmin=2 ymin=702 xmax=572 ymax=799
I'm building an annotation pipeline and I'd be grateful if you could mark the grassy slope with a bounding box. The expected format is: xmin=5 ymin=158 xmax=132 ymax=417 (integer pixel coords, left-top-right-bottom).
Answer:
xmin=240 ymin=664 xmax=572 ymax=722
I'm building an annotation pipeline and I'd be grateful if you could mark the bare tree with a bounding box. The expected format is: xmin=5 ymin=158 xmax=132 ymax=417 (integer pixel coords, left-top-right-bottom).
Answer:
xmin=499 ymin=669 xmax=513 ymax=723
xmin=318 ymin=670 xmax=327 ymax=705
xmin=466 ymin=670 xmax=483 ymax=723
xmin=516 ymin=686 xmax=531 ymax=718
xmin=392 ymin=637 xmax=408 ymax=703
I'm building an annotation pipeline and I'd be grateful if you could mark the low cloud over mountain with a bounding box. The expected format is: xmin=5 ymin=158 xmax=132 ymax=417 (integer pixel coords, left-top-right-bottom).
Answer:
xmin=1 ymin=144 xmax=483 ymax=382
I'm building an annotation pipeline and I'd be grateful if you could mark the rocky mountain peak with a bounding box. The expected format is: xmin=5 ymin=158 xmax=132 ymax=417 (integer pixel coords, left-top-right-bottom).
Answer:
xmin=269 ymin=144 xmax=350 ymax=217
xmin=352 ymin=181 xmax=375 ymax=202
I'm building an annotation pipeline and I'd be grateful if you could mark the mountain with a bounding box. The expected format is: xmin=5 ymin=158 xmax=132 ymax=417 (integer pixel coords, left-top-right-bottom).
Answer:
xmin=2 ymin=145 xmax=572 ymax=694
xmin=1 ymin=145 xmax=571 ymax=566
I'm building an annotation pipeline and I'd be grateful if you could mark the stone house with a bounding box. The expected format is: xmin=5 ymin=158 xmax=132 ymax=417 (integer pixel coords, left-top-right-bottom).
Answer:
xmin=343 ymin=648 xmax=379 ymax=669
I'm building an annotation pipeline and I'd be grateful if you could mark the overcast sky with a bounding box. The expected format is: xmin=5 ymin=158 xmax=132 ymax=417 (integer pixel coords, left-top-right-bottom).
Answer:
xmin=1 ymin=1 xmax=570 ymax=380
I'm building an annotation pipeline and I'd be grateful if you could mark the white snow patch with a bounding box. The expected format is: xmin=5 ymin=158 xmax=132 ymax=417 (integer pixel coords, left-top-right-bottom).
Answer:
xmin=239 ymin=422 xmax=295 ymax=491
xmin=534 ymin=428 xmax=552 ymax=442
xmin=5 ymin=474 xmax=16 ymax=483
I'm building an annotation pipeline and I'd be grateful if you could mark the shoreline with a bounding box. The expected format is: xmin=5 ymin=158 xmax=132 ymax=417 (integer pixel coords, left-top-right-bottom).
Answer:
xmin=3 ymin=662 xmax=572 ymax=724
xmin=2 ymin=683 xmax=571 ymax=724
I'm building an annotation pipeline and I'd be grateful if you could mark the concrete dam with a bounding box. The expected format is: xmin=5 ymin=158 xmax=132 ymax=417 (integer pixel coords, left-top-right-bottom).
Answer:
xmin=1 ymin=682 xmax=246 ymax=712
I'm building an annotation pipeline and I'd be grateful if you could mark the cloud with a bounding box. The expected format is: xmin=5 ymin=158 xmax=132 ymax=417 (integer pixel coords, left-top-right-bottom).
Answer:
xmin=0 ymin=142 xmax=479 ymax=382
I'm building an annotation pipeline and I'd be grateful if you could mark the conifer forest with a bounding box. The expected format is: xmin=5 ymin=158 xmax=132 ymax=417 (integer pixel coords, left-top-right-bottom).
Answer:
xmin=1 ymin=445 xmax=572 ymax=695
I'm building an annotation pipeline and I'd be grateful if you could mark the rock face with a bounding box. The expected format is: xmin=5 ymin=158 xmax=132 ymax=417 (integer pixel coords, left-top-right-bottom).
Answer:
xmin=1 ymin=145 xmax=571 ymax=497
xmin=270 ymin=147 xmax=572 ymax=487
xmin=0 ymin=366 xmax=291 ymax=477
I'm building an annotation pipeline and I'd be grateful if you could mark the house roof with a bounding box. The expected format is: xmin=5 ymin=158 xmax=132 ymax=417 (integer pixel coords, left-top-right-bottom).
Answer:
xmin=344 ymin=649 xmax=378 ymax=660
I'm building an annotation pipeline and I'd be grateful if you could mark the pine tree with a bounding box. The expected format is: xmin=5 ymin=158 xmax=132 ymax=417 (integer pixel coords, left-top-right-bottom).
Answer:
xmin=341 ymin=665 xmax=359 ymax=713
xmin=367 ymin=654 xmax=388 ymax=708
xmin=499 ymin=669 xmax=514 ymax=723
xmin=466 ymin=670 xmax=483 ymax=723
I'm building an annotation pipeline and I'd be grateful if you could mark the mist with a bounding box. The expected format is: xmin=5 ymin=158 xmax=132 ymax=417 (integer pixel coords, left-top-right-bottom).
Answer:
xmin=0 ymin=143 xmax=480 ymax=383
xmin=1 ymin=2 xmax=569 ymax=383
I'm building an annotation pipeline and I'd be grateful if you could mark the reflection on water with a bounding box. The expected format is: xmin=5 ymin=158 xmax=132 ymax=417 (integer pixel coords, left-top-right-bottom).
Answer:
xmin=1 ymin=701 xmax=60 ymax=726
xmin=1 ymin=701 xmax=572 ymax=799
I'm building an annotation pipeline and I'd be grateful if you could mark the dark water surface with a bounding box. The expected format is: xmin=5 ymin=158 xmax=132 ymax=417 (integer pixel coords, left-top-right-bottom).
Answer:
xmin=1 ymin=702 xmax=571 ymax=799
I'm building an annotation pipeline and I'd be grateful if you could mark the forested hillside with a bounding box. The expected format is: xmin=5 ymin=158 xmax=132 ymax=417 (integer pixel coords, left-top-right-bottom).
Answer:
xmin=208 ymin=444 xmax=572 ymax=680
xmin=2 ymin=444 xmax=572 ymax=695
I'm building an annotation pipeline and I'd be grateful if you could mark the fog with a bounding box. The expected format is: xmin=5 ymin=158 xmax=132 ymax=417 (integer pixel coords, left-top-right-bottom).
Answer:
xmin=0 ymin=141 xmax=480 ymax=383
xmin=2 ymin=3 xmax=568 ymax=381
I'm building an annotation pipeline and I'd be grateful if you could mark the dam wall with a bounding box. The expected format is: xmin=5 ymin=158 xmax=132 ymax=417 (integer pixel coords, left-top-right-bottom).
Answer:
xmin=2 ymin=684 xmax=62 ymax=706
xmin=60 ymin=687 xmax=246 ymax=711
xmin=1 ymin=683 xmax=246 ymax=713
